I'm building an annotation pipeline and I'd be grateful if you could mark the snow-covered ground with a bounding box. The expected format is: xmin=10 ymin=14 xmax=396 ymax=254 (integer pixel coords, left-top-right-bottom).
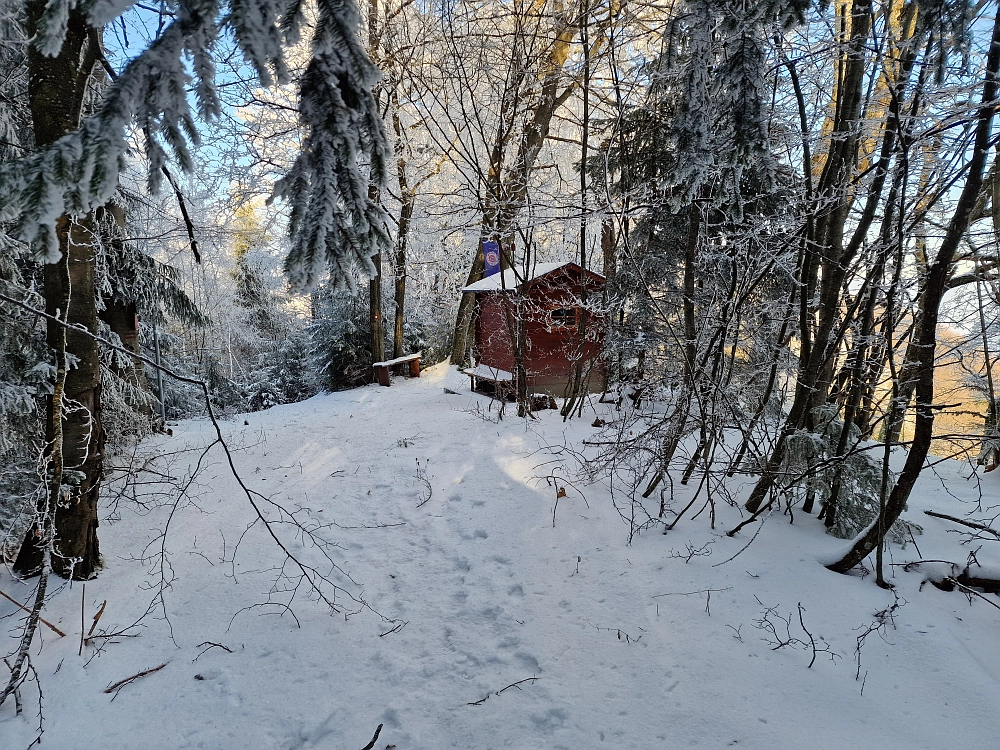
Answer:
xmin=2 ymin=363 xmax=998 ymax=749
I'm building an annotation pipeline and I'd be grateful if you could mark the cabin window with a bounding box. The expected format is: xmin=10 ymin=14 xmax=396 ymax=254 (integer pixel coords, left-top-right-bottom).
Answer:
xmin=550 ymin=307 xmax=577 ymax=328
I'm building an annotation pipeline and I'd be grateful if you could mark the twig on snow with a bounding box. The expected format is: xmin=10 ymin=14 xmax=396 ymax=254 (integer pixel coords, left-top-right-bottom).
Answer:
xmin=651 ymin=587 xmax=732 ymax=599
xmin=497 ymin=676 xmax=540 ymax=694
xmin=467 ymin=676 xmax=540 ymax=706
xmin=104 ymin=662 xmax=168 ymax=698
xmin=86 ymin=599 xmax=107 ymax=640
xmin=379 ymin=621 xmax=406 ymax=637
xmin=798 ymin=603 xmax=818 ymax=668
xmin=945 ymin=577 xmax=1000 ymax=611
xmin=415 ymin=459 xmax=433 ymax=508
xmin=584 ymin=621 xmax=643 ymax=642
xmin=193 ymin=642 xmax=233 ymax=661
xmin=360 ymin=723 xmax=383 ymax=750
xmin=668 ymin=540 xmax=714 ymax=563
xmin=924 ymin=510 xmax=1000 ymax=539
xmin=713 ymin=515 xmax=769 ymax=567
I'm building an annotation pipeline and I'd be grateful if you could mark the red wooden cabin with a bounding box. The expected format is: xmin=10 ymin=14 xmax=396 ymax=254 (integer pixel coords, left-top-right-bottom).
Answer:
xmin=462 ymin=262 xmax=607 ymax=396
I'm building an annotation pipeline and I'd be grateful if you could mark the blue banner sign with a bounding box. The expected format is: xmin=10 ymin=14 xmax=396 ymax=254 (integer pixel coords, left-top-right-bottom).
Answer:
xmin=483 ymin=240 xmax=501 ymax=277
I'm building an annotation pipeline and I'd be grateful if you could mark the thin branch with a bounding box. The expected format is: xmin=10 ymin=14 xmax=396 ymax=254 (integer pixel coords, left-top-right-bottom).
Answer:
xmin=0 ymin=589 xmax=66 ymax=637
xmin=161 ymin=165 xmax=202 ymax=263
xmin=360 ymin=724 xmax=384 ymax=750
xmin=945 ymin=577 xmax=1000 ymax=611
xmin=104 ymin=662 xmax=168 ymax=695
xmin=924 ymin=510 xmax=1000 ymax=539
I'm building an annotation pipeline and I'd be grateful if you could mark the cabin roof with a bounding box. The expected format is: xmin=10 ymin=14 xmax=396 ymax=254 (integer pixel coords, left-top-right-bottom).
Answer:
xmin=461 ymin=261 xmax=605 ymax=293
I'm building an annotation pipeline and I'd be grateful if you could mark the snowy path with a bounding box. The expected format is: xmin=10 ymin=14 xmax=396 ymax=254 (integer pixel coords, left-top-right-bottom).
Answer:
xmin=2 ymin=364 xmax=999 ymax=749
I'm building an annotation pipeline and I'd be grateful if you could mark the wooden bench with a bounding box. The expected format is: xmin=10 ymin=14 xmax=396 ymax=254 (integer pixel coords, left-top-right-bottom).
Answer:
xmin=373 ymin=352 xmax=421 ymax=387
xmin=461 ymin=363 xmax=515 ymax=400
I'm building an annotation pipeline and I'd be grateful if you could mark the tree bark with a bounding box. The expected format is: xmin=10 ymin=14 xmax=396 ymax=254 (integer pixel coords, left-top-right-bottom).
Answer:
xmin=369 ymin=247 xmax=385 ymax=366
xmin=562 ymin=3 xmax=591 ymax=419
xmin=367 ymin=0 xmax=385 ymax=368
xmin=15 ymin=217 xmax=104 ymax=579
xmin=392 ymin=111 xmax=415 ymax=359
xmin=451 ymin=245 xmax=486 ymax=366
xmin=15 ymin=2 xmax=103 ymax=579
xmin=99 ymin=205 xmax=153 ymax=415
xmin=682 ymin=202 xmax=700 ymax=390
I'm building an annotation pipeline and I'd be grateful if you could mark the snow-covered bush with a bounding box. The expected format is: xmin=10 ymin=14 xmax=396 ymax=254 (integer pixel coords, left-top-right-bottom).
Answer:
xmin=309 ymin=285 xmax=374 ymax=390
xmin=781 ymin=405 xmax=918 ymax=543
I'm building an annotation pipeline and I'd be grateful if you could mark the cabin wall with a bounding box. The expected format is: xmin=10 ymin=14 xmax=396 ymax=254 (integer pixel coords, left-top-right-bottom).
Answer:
xmin=522 ymin=279 xmax=605 ymax=394
xmin=474 ymin=294 xmax=515 ymax=372
xmin=472 ymin=268 xmax=607 ymax=395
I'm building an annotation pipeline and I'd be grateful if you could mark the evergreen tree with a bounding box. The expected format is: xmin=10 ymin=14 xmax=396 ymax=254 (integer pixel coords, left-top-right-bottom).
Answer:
xmin=0 ymin=0 xmax=389 ymax=579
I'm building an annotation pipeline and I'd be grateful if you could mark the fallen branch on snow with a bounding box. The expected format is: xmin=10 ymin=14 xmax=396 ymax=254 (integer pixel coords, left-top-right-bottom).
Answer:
xmin=468 ymin=676 xmax=539 ymax=706
xmin=104 ymin=662 xmax=168 ymax=696
xmin=923 ymin=510 xmax=1000 ymax=539
xmin=360 ymin=723 xmax=383 ymax=750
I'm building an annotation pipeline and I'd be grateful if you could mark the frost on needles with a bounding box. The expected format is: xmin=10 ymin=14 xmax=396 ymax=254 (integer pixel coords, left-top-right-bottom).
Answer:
xmin=0 ymin=0 xmax=390 ymax=291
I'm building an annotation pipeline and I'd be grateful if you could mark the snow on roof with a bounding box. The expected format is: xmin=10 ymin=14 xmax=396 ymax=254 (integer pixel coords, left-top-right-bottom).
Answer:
xmin=461 ymin=261 xmax=603 ymax=293
xmin=461 ymin=363 xmax=514 ymax=381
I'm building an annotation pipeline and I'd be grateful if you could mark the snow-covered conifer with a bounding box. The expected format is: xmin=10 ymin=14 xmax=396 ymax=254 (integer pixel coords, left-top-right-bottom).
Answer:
xmin=0 ymin=0 xmax=389 ymax=286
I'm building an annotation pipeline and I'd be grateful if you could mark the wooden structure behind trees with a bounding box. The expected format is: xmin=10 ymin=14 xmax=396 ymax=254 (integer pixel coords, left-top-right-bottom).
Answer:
xmin=462 ymin=262 xmax=606 ymax=397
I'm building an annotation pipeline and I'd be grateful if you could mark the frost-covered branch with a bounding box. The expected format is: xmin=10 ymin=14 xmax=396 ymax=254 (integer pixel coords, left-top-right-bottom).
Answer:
xmin=0 ymin=0 xmax=389 ymax=290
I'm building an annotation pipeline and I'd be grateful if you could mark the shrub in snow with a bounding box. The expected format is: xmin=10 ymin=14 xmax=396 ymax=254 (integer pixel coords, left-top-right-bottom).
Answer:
xmin=309 ymin=284 xmax=375 ymax=390
xmin=779 ymin=405 xmax=920 ymax=543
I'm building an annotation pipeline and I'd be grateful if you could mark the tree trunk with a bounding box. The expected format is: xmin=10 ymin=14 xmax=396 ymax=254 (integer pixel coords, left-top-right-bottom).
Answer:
xmin=369 ymin=249 xmax=385 ymax=367
xmin=100 ymin=299 xmax=153 ymax=418
xmin=367 ymin=0 xmax=385 ymax=369
xmin=15 ymin=219 xmax=104 ymax=579
xmin=392 ymin=125 xmax=414 ymax=359
xmin=601 ymin=218 xmax=616 ymax=281
xmin=562 ymin=4 xmax=591 ymax=419
xmin=448 ymin=15 xmax=578 ymax=364
xmin=15 ymin=2 xmax=102 ymax=579
xmin=828 ymin=10 xmax=1000 ymax=573
xmin=99 ymin=205 xmax=153 ymax=415
xmin=682 ymin=202 xmax=700 ymax=389
xmin=451 ymin=245 xmax=486 ymax=366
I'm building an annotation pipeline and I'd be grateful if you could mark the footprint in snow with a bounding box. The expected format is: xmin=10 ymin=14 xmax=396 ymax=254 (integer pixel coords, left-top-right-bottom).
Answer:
xmin=530 ymin=708 xmax=568 ymax=732
xmin=515 ymin=651 xmax=541 ymax=673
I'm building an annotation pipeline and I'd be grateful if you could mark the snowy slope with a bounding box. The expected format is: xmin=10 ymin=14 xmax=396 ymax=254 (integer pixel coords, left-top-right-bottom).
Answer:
xmin=1 ymin=363 xmax=998 ymax=749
